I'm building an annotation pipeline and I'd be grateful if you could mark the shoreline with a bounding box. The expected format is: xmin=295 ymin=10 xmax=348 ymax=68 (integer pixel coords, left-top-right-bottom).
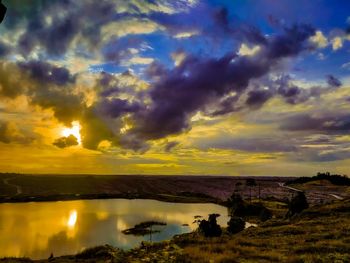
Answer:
xmin=0 ymin=192 xmax=224 ymax=206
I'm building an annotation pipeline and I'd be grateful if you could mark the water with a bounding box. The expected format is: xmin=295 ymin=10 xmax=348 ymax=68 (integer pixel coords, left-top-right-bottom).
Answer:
xmin=0 ymin=199 xmax=229 ymax=259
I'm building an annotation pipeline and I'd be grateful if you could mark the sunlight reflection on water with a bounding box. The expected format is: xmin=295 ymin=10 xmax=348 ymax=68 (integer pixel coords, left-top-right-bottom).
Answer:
xmin=67 ymin=210 xmax=77 ymax=228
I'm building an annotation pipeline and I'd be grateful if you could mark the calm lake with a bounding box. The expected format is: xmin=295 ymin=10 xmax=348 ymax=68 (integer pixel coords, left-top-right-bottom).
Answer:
xmin=0 ymin=199 xmax=229 ymax=259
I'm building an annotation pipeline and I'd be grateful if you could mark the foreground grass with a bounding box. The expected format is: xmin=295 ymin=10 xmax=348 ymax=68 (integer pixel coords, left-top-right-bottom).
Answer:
xmin=1 ymin=199 xmax=349 ymax=262
xmin=174 ymin=199 xmax=350 ymax=262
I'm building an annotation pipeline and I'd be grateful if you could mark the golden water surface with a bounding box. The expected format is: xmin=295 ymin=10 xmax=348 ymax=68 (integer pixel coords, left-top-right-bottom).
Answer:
xmin=0 ymin=199 xmax=228 ymax=259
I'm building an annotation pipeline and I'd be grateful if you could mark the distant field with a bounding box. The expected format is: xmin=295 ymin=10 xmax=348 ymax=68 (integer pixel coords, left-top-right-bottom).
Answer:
xmin=0 ymin=174 xmax=349 ymax=204
xmin=0 ymin=174 xmax=289 ymax=200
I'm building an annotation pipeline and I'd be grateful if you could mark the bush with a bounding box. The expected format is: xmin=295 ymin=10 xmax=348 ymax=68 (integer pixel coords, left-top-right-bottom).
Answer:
xmin=286 ymin=192 xmax=309 ymax=217
xmin=259 ymin=207 xmax=273 ymax=222
xmin=227 ymin=217 xmax=245 ymax=234
xmin=227 ymin=194 xmax=272 ymax=222
xmin=198 ymin=214 xmax=222 ymax=237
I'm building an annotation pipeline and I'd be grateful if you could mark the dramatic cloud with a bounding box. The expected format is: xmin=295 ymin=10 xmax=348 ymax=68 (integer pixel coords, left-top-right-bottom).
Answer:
xmin=0 ymin=121 xmax=34 ymax=144
xmin=128 ymin=24 xmax=315 ymax=140
xmin=16 ymin=0 xmax=117 ymax=57
xmin=1 ymin=0 xmax=349 ymax=175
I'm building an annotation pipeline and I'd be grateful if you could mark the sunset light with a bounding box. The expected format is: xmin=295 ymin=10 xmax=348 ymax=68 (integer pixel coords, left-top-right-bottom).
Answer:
xmin=61 ymin=121 xmax=82 ymax=145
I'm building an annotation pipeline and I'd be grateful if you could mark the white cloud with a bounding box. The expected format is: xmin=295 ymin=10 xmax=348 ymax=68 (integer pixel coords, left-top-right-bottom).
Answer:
xmin=332 ymin=37 xmax=343 ymax=50
xmin=174 ymin=31 xmax=199 ymax=39
xmin=115 ymin=0 xmax=198 ymax=15
xmin=317 ymin=52 xmax=326 ymax=60
xmin=309 ymin=30 xmax=328 ymax=48
xmin=238 ymin=43 xmax=261 ymax=56
xmin=171 ymin=51 xmax=186 ymax=66
xmin=122 ymin=56 xmax=155 ymax=66
xmin=101 ymin=18 xmax=164 ymax=43
xmin=341 ymin=62 xmax=350 ymax=70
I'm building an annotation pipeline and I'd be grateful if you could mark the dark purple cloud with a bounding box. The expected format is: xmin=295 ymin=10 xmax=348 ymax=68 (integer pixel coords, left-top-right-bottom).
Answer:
xmin=200 ymin=137 xmax=297 ymax=153
xmin=326 ymin=74 xmax=342 ymax=88
xmin=246 ymin=89 xmax=273 ymax=108
xmin=97 ymin=98 xmax=141 ymax=119
xmin=16 ymin=0 xmax=117 ymax=56
xmin=266 ymin=24 xmax=315 ymax=59
xmin=274 ymin=74 xmax=341 ymax=105
xmin=164 ymin=141 xmax=179 ymax=152
xmin=19 ymin=60 xmax=75 ymax=86
xmin=128 ymin=24 xmax=315 ymax=140
xmin=280 ymin=113 xmax=350 ymax=133
xmin=18 ymin=61 xmax=82 ymax=125
xmin=53 ymin=134 xmax=78 ymax=148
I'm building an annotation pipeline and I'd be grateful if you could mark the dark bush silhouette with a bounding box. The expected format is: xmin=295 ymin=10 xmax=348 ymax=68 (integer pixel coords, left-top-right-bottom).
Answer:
xmin=227 ymin=217 xmax=245 ymax=234
xmin=198 ymin=213 xmax=222 ymax=237
xmin=286 ymin=172 xmax=350 ymax=186
xmin=227 ymin=193 xmax=272 ymax=222
xmin=259 ymin=206 xmax=273 ymax=222
xmin=226 ymin=193 xmax=244 ymax=210
xmin=286 ymin=192 xmax=309 ymax=217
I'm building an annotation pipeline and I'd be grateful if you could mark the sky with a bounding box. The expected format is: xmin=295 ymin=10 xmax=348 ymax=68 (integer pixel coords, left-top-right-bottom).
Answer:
xmin=0 ymin=0 xmax=350 ymax=176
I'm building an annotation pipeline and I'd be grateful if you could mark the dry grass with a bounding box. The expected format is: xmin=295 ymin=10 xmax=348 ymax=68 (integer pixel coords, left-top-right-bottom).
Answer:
xmin=173 ymin=199 xmax=350 ymax=262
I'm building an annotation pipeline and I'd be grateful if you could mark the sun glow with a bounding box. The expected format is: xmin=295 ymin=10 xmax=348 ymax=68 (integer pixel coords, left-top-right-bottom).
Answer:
xmin=61 ymin=121 xmax=82 ymax=145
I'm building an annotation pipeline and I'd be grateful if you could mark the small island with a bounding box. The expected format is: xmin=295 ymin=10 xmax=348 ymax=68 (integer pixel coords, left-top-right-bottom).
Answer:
xmin=122 ymin=221 xmax=167 ymax=236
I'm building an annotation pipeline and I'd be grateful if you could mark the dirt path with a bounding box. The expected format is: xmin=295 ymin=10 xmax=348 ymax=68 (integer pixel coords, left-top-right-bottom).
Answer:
xmin=3 ymin=177 xmax=22 ymax=195
xmin=328 ymin=194 xmax=344 ymax=200
xmin=278 ymin=182 xmax=303 ymax=192
xmin=278 ymin=183 xmax=345 ymax=201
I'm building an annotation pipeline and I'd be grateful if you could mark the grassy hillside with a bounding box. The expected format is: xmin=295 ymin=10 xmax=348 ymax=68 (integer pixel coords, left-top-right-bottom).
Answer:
xmin=173 ymin=199 xmax=350 ymax=262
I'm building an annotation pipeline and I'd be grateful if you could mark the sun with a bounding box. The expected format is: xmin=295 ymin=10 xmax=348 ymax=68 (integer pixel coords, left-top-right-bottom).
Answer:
xmin=61 ymin=121 xmax=82 ymax=145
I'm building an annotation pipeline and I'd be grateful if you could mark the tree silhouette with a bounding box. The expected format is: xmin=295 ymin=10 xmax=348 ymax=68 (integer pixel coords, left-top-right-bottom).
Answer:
xmin=246 ymin=178 xmax=257 ymax=202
